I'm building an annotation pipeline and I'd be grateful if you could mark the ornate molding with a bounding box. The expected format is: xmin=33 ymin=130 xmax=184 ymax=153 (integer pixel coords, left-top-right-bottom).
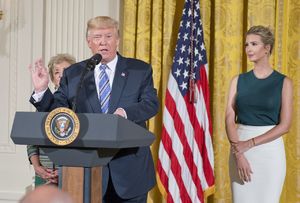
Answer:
xmin=0 ymin=0 xmax=17 ymax=153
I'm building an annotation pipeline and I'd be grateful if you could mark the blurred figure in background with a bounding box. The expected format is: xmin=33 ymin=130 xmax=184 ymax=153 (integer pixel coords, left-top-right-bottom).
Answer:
xmin=19 ymin=185 xmax=74 ymax=203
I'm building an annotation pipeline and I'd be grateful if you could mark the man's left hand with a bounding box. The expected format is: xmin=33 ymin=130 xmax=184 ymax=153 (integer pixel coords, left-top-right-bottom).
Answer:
xmin=114 ymin=108 xmax=127 ymax=118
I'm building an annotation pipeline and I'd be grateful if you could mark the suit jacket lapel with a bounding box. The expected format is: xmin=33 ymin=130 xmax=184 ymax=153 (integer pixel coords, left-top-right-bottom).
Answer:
xmin=84 ymin=70 xmax=101 ymax=113
xmin=108 ymin=56 xmax=128 ymax=114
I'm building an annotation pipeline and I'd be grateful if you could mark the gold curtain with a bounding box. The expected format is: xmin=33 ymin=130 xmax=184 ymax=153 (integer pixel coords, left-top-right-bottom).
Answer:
xmin=121 ymin=0 xmax=300 ymax=203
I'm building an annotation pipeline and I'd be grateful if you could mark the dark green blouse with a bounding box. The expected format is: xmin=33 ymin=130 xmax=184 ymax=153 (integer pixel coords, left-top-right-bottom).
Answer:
xmin=236 ymin=70 xmax=285 ymax=126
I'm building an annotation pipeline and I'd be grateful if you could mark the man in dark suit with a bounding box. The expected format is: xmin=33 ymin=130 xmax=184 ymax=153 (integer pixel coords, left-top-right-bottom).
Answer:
xmin=29 ymin=16 xmax=158 ymax=203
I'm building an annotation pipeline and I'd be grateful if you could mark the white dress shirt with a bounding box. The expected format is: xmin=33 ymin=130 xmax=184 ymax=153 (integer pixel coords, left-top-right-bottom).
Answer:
xmin=94 ymin=55 xmax=118 ymax=97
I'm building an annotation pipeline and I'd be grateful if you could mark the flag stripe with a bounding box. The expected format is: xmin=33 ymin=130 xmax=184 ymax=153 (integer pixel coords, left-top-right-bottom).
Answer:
xmin=167 ymin=77 xmax=206 ymax=201
xmin=164 ymin=89 xmax=203 ymax=202
xmin=199 ymin=65 xmax=213 ymax=136
xmin=158 ymin=134 xmax=181 ymax=203
xmin=163 ymin=100 xmax=194 ymax=202
xmin=195 ymin=69 xmax=214 ymax=185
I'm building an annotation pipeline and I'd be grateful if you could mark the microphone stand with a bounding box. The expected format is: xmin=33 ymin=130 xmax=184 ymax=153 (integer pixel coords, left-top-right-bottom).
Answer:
xmin=72 ymin=54 xmax=102 ymax=112
xmin=72 ymin=68 xmax=89 ymax=112
xmin=71 ymin=53 xmax=101 ymax=203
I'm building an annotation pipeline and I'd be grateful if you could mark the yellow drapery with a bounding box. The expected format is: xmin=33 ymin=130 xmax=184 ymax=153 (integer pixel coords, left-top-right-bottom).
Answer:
xmin=121 ymin=0 xmax=300 ymax=202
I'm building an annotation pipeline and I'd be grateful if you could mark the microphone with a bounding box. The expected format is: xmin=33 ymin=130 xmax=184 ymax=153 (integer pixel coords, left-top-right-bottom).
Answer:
xmin=72 ymin=53 xmax=102 ymax=112
xmin=86 ymin=53 xmax=102 ymax=70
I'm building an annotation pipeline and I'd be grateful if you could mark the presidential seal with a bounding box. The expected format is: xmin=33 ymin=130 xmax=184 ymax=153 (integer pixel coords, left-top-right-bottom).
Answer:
xmin=45 ymin=107 xmax=80 ymax=146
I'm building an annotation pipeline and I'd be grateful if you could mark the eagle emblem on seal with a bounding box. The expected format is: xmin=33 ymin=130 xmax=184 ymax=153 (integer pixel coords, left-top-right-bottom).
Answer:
xmin=54 ymin=116 xmax=71 ymax=137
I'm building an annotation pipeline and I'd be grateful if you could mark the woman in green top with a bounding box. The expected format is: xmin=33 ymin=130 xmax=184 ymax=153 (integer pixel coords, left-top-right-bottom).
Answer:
xmin=27 ymin=54 xmax=76 ymax=186
xmin=225 ymin=25 xmax=293 ymax=203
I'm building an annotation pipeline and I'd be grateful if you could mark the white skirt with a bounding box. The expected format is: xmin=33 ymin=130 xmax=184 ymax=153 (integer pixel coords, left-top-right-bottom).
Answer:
xmin=229 ymin=125 xmax=286 ymax=203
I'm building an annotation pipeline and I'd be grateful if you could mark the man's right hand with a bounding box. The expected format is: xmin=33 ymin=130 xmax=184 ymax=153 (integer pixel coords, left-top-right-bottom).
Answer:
xmin=28 ymin=59 xmax=49 ymax=93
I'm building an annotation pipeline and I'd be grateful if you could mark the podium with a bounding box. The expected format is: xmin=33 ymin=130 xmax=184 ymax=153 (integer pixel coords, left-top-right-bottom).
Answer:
xmin=10 ymin=111 xmax=155 ymax=203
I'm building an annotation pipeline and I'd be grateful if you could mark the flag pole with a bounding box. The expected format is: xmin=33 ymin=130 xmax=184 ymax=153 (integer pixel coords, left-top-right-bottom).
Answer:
xmin=189 ymin=0 xmax=197 ymax=103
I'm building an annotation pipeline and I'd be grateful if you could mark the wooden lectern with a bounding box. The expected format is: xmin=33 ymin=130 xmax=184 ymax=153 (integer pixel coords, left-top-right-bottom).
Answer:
xmin=10 ymin=111 xmax=155 ymax=203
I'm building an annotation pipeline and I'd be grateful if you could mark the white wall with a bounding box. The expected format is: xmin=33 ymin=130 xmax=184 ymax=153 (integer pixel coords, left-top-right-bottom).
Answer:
xmin=43 ymin=0 xmax=121 ymax=64
xmin=0 ymin=0 xmax=120 ymax=202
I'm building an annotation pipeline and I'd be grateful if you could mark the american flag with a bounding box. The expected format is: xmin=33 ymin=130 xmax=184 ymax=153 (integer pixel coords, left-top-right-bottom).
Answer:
xmin=157 ymin=0 xmax=215 ymax=202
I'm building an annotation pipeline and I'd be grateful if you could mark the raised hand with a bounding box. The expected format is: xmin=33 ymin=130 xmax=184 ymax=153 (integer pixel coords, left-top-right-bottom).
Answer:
xmin=28 ymin=59 xmax=49 ymax=93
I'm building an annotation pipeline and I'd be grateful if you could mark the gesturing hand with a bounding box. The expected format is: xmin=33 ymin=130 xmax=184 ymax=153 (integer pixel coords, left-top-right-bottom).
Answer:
xmin=28 ymin=59 xmax=49 ymax=93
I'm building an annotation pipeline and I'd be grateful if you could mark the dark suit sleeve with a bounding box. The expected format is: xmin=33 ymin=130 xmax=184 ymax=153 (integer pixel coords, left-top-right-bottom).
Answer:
xmin=122 ymin=65 xmax=159 ymax=123
xmin=29 ymin=88 xmax=54 ymax=112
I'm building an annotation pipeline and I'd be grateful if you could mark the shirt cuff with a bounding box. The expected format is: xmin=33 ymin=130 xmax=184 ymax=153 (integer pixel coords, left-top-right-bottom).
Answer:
xmin=32 ymin=89 xmax=47 ymax=103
